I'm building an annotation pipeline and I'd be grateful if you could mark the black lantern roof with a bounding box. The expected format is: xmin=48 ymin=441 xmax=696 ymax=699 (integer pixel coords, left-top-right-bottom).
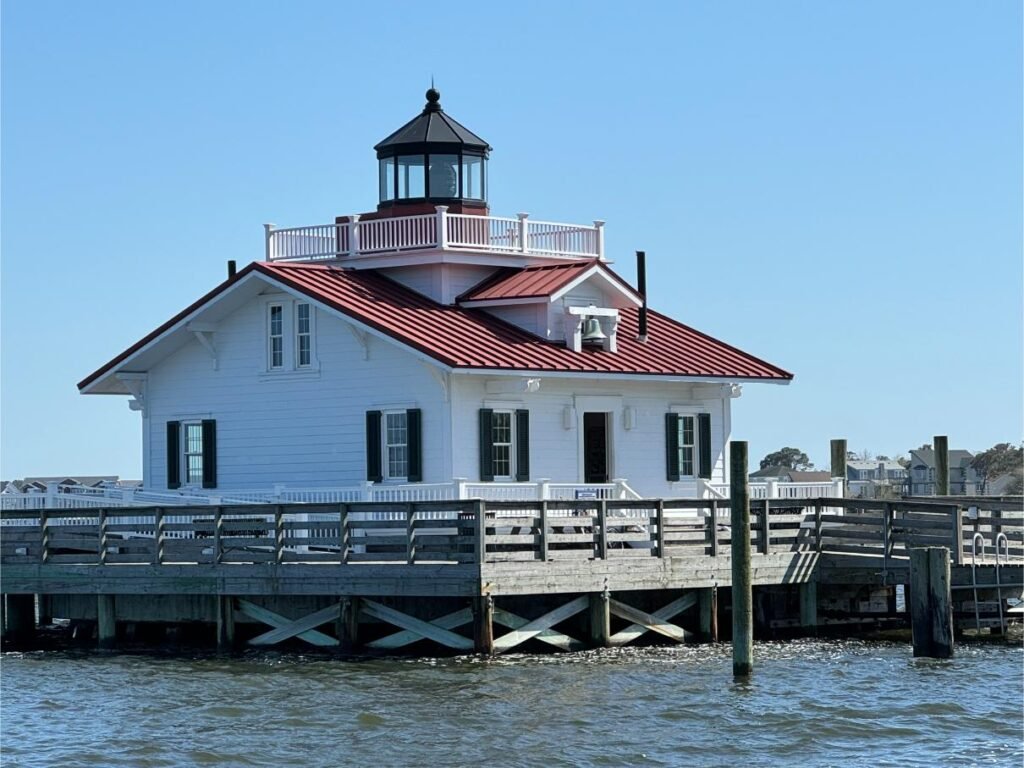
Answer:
xmin=374 ymin=89 xmax=492 ymax=157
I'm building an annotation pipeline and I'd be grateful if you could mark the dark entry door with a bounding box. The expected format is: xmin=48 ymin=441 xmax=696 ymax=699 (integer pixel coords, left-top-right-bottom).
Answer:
xmin=583 ymin=412 xmax=609 ymax=483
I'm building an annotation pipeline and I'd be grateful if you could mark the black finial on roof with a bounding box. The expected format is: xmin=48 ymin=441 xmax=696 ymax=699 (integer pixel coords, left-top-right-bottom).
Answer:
xmin=424 ymin=86 xmax=441 ymax=113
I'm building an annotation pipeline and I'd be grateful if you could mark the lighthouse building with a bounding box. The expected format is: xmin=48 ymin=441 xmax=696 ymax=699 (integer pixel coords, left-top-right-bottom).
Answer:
xmin=78 ymin=90 xmax=792 ymax=502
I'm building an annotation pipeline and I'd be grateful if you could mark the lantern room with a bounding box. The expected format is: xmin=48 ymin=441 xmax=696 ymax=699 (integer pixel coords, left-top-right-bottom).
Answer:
xmin=374 ymin=88 xmax=491 ymax=215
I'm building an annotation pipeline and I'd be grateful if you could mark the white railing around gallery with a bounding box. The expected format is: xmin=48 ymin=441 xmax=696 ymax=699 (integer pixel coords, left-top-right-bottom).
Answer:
xmin=264 ymin=207 xmax=605 ymax=263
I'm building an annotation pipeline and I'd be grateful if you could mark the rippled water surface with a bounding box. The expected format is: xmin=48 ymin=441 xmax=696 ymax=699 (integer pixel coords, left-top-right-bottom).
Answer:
xmin=2 ymin=640 xmax=1022 ymax=767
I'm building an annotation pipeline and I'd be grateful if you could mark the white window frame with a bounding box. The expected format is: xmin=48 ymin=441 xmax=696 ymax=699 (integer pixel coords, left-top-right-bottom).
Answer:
xmin=268 ymin=303 xmax=285 ymax=370
xmin=491 ymin=410 xmax=516 ymax=481
xmin=668 ymin=405 xmax=704 ymax=482
xmin=261 ymin=296 xmax=319 ymax=376
xmin=295 ymin=302 xmax=313 ymax=368
xmin=382 ymin=410 xmax=409 ymax=482
xmin=677 ymin=414 xmax=696 ymax=478
xmin=182 ymin=421 xmax=204 ymax=487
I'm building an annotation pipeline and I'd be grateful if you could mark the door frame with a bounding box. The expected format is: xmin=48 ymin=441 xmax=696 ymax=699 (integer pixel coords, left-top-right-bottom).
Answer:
xmin=573 ymin=395 xmax=621 ymax=484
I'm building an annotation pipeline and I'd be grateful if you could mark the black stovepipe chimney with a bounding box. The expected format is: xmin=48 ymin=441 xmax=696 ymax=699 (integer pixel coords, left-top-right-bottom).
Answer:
xmin=636 ymin=250 xmax=648 ymax=341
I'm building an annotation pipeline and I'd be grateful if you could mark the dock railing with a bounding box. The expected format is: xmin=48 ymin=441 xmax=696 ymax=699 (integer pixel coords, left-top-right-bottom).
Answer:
xmin=2 ymin=497 xmax=1019 ymax=568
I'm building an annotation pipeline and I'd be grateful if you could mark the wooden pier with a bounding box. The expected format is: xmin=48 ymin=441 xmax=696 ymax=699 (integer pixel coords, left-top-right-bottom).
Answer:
xmin=1 ymin=496 xmax=1020 ymax=654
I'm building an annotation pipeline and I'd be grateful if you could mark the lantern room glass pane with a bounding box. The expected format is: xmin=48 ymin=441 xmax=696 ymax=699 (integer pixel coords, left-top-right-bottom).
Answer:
xmin=461 ymin=155 xmax=485 ymax=200
xmin=396 ymin=155 xmax=425 ymax=199
xmin=379 ymin=158 xmax=396 ymax=201
xmin=428 ymin=154 xmax=459 ymax=198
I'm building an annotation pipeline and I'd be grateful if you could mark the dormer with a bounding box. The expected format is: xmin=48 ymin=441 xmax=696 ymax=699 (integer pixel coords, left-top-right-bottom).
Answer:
xmin=457 ymin=260 xmax=642 ymax=351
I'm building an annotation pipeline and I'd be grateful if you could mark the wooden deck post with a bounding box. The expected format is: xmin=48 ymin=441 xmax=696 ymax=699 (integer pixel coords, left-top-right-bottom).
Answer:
xmin=830 ymin=439 xmax=847 ymax=496
xmin=934 ymin=435 xmax=949 ymax=495
xmin=337 ymin=597 xmax=360 ymax=653
xmin=909 ymin=547 xmax=954 ymax=658
xmin=216 ymin=596 xmax=235 ymax=651
xmin=3 ymin=594 xmax=36 ymax=646
xmin=97 ymin=595 xmax=116 ymax=650
xmin=699 ymin=587 xmax=718 ymax=642
xmin=473 ymin=595 xmax=495 ymax=654
xmin=730 ymin=441 xmax=753 ymax=677
xmin=37 ymin=595 xmax=52 ymax=626
xmin=799 ymin=582 xmax=818 ymax=633
xmin=588 ymin=590 xmax=611 ymax=648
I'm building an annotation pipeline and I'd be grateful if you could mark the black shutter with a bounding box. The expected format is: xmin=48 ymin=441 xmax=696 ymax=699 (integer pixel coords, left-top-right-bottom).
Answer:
xmin=201 ymin=419 xmax=217 ymax=489
xmin=366 ymin=411 xmax=382 ymax=482
xmin=407 ymin=409 xmax=422 ymax=482
xmin=478 ymin=409 xmax=494 ymax=481
xmin=515 ymin=409 xmax=530 ymax=481
xmin=665 ymin=413 xmax=680 ymax=482
xmin=697 ymin=413 xmax=712 ymax=480
xmin=166 ymin=421 xmax=181 ymax=489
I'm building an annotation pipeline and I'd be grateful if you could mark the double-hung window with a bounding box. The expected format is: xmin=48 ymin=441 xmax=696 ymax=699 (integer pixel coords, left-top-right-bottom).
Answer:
xmin=296 ymin=303 xmax=312 ymax=368
xmin=268 ymin=304 xmax=284 ymax=369
xmin=184 ymin=423 xmax=205 ymax=485
xmin=665 ymin=412 xmax=712 ymax=481
xmin=166 ymin=420 xmax=217 ymax=489
xmin=365 ymin=409 xmax=422 ymax=483
xmin=479 ymin=409 xmax=530 ymax=482
xmin=265 ymin=300 xmax=315 ymax=373
xmin=384 ymin=412 xmax=409 ymax=480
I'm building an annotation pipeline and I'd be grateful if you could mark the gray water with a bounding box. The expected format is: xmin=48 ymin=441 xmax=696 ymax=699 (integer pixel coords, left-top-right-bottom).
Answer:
xmin=1 ymin=640 xmax=1022 ymax=767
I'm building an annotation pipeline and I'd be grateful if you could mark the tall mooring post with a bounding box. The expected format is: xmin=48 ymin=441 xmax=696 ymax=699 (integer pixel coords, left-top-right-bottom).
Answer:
xmin=830 ymin=438 xmax=847 ymax=495
xmin=934 ymin=435 xmax=949 ymax=496
xmin=909 ymin=547 xmax=953 ymax=657
xmin=730 ymin=441 xmax=753 ymax=677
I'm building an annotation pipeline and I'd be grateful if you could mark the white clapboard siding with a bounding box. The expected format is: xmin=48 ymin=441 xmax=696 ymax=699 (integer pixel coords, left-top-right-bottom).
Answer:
xmin=145 ymin=297 xmax=449 ymax=490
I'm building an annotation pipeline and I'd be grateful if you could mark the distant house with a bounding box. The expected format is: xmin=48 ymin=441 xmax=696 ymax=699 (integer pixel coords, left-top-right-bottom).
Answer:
xmin=749 ymin=466 xmax=831 ymax=483
xmin=907 ymin=448 xmax=980 ymax=495
xmin=845 ymin=460 xmax=908 ymax=499
xmin=846 ymin=460 xmax=906 ymax=484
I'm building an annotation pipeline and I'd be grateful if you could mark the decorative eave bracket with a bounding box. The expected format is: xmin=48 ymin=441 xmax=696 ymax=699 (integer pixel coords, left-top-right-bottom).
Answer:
xmin=347 ymin=325 xmax=370 ymax=360
xmin=187 ymin=321 xmax=219 ymax=370
xmin=421 ymin=362 xmax=451 ymax=403
xmin=116 ymin=372 xmax=148 ymax=413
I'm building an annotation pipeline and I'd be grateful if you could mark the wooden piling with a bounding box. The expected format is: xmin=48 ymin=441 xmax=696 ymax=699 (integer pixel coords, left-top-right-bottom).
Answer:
xmin=3 ymin=594 xmax=36 ymax=646
xmin=588 ymin=590 xmax=611 ymax=647
xmin=909 ymin=547 xmax=953 ymax=658
xmin=216 ymin=595 xmax=235 ymax=651
xmin=699 ymin=586 xmax=718 ymax=642
xmin=730 ymin=441 xmax=753 ymax=677
xmin=830 ymin=439 xmax=847 ymax=493
xmin=473 ymin=595 xmax=495 ymax=654
xmin=934 ymin=435 xmax=949 ymax=496
xmin=337 ymin=597 xmax=360 ymax=653
xmin=799 ymin=582 xmax=818 ymax=633
xmin=97 ymin=595 xmax=116 ymax=649
xmin=37 ymin=594 xmax=52 ymax=626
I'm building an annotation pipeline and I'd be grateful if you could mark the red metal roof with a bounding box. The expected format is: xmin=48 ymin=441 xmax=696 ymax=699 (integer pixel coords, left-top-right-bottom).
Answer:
xmin=79 ymin=261 xmax=792 ymax=390
xmin=459 ymin=260 xmax=604 ymax=302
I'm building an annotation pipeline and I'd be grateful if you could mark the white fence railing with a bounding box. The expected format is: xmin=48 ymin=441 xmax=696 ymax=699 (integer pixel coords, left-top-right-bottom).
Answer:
xmin=265 ymin=208 xmax=604 ymax=263
xmin=701 ymin=479 xmax=845 ymax=500
xmin=0 ymin=478 xmax=644 ymax=511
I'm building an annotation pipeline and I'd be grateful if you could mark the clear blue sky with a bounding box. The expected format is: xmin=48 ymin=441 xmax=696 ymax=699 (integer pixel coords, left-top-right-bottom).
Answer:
xmin=2 ymin=1 xmax=1021 ymax=479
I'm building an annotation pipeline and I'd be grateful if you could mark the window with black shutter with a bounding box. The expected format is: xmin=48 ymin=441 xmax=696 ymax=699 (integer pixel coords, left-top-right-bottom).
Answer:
xmin=478 ymin=408 xmax=529 ymax=481
xmin=666 ymin=412 xmax=712 ymax=481
xmin=366 ymin=411 xmax=382 ymax=482
xmin=166 ymin=421 xmax=181 ymax=489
